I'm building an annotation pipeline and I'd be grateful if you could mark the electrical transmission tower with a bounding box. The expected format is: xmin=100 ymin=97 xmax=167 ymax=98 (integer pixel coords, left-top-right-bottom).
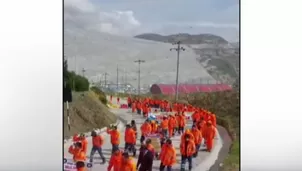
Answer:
xmin=116 ymin=65 xmax=119 ymax=90
xmin=103 ymin=72 xmax=109 ymax=88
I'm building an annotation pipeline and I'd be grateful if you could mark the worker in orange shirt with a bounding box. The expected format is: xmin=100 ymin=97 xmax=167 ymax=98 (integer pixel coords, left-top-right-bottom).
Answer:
xmin=107 ymin=125 xmax=121 ymax=154
xmin=204 ymin=121 xmax=216 ymax=152
xmin=168 ymin=115 xmax=176 ymax=137
xmin=132 ymin=101 xmax=136 ymax=113
xmin=200 ymin=117 xmax=208 ymax=147
xmin=191 ymin=111 xmax=201 ymax=125
xmin=68 ymin=142 xmax=87 ymax=171
xmin=160 ymin=101 xmax=165 ymax=112
xmin=150 ymin=120 xmax=158 ymax=134
xmin=180 ymin=134 xmax=196 ymax=171
xmin=178 ymin=113 xmax=186 ymax=135
xmin=108 ymin=148 xmax=123 ymax=171
xmin=140 ymin=120 xmax=152 ymax=144
xmin=209 ymin=113 xmax=217 ymax=127
xmin=197 ymin=117 xmax=206 ymax=133
xmin=125 ymin=124 xmax=137 ymax=156
xmin=147 ymin=105 xmax=152 ymax=114
xmin=90 ymin=130 xmax=106 ymax=164
xmin=131 ymin=120 xmax=138 ymax=138
xmin=143 ymin=104 xmax=150 ymax=117
xmin=181 ymin=129 xmax=195 ymax=142
xmin=78 ymin=134 xmax=88 ymax=154
xmin=137 ymin=101 xmax=142 ymax=115
xmin=191 ymin=124 xmax=202 ymax=157
xmin=165 ymin=102 xmax=171 ymax=112
xmin=145 ymin=138 xmax=155 ymax=156
xmin=175 ymin=113 xmax=180 ymax=134
xmin=72 ymin=134 xmax=79 ymax=142
xmin=120 ymin=152 xmax=136 ymax=171
xmin=128 ymin=96 xmax=132 ymax=108
xmin=159 ymin=139 xmax=176 ymax=171
xmin=161 ymin=116 xmax=169 ymax=138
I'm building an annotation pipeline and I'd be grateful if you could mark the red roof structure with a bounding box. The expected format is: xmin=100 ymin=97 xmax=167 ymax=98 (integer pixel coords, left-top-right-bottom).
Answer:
xmin=150 ymin=84 xmax=232 ymax=95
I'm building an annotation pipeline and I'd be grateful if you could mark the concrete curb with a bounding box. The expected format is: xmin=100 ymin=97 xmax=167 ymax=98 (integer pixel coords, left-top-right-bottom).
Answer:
xmin=192 ymin=128 xmax=223 ymax=171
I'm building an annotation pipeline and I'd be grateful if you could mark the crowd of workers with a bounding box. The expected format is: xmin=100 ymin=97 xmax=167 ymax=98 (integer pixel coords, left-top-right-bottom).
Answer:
xmin=68 ymin=96 xmax=217 ymax=171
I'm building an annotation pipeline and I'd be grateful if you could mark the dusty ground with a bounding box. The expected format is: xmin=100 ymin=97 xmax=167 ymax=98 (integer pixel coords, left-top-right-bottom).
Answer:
xmin=63 ymin=91 xmax=117 ymax=138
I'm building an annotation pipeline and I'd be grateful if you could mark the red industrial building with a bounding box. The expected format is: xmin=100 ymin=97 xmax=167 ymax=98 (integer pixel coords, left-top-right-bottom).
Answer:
xmin=150 ymin=84 xmax=232 ymax=95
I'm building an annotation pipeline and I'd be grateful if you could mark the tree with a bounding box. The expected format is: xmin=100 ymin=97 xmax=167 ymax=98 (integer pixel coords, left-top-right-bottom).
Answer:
xmin=64 ymin=55 xmax=89 ymax=92
xmin=63 ymin=55 xmax=68 ymax=81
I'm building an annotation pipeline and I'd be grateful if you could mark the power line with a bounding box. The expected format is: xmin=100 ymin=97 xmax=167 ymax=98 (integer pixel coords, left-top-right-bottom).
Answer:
xmin=134 ymin=59 xmax=145 ymax=95
xmin=170 ymin=41 xmax=185 ymax=101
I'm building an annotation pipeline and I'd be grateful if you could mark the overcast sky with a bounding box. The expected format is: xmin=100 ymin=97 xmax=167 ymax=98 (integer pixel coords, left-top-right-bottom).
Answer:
xmin=64 ymin=0 xmax=239 ymax=41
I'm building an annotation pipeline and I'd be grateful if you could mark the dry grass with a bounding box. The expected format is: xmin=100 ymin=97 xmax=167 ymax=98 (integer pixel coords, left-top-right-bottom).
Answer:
xmin=63 ymin=91 xmax=117 ymax=138
xmin=222 ymin=139 xmax=239 ymax=171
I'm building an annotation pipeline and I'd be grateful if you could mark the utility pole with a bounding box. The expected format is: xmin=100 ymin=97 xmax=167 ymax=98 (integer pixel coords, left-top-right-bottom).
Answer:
xmin=134 ymin=59 xmax=145 ymax=95
xmin=72 ymin=55 xmax=77 ymax=90
xmin=170 ymin=41 xmax=185 ymax=101
xmin=104 ymin=72 xmax=109 ymax=88
xmin=73 ymin=37 xmax=78 ymax=90
xmin=116 ymin=65 xmax=119 ymax=90
xmin=125 ymin=69 xmax=128 ymax=86
xmin=82 ymin=68 xmax=86 ymax=77
xmin=123 ymin=68 xmax=127 ymax=86
xmin=98 ymin=75 xmax=102 ymax=85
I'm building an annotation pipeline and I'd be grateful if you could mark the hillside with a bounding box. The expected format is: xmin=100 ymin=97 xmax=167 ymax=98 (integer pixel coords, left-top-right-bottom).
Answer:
xmin=134 ymin=33 xmax=240 ymax=84
xmin=64 ymin=29 xmax=217 ymax=87
xmin=63 ymin=91 xmax=117 ymax=138
xmin=134 ymin=33 xmax=229 ymax=44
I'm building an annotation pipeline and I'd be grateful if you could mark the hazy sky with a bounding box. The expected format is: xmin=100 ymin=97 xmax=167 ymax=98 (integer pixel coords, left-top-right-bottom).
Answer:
xmin=64 ymin=0 xmax=239 ymax=41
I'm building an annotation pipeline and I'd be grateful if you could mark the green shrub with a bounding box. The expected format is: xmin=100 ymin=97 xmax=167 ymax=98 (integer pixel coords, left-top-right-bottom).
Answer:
xmin=99 ymin=95 xmax=107 ymax=105
xmin=223 ymin=139 xmax=239 ymax=171
xmin=65 ymin=71 xmax=89 ymax=92
xmin=91 ymin=86 xmax=107 ymax=105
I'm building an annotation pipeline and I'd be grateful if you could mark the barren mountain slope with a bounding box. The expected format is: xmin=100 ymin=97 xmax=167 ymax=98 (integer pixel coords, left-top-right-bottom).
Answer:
xmin=134 ymin=33 xmax=239 ymax=84
xmin=64 ymin=29 xmax=216 ymax=86
xmin=135 ymin=33 xmax=229 ymax=44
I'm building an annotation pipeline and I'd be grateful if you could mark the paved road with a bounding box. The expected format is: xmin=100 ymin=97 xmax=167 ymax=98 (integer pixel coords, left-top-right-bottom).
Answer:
xmin=64 ymin=97 xmax=223 ymax=171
